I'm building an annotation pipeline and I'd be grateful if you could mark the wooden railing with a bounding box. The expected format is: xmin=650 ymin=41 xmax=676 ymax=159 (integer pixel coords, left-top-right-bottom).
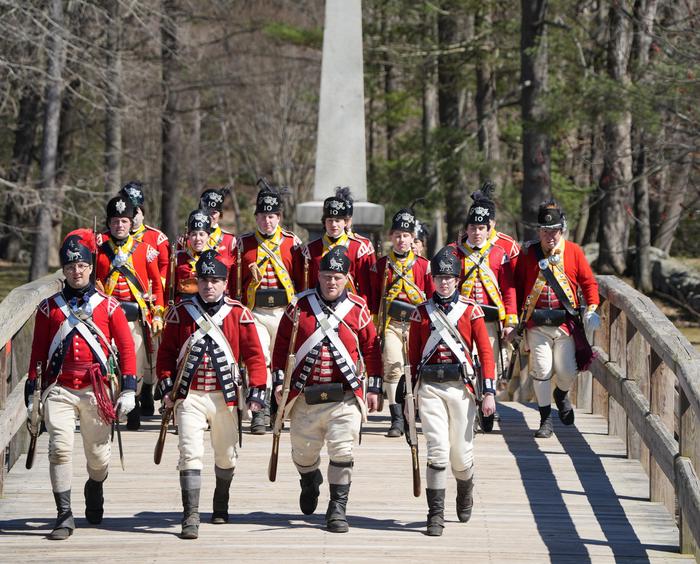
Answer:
xmin=0 ymin=271 xmax=63 ymax=496
xmin=570 ymin=275 xmax=700 ymax=559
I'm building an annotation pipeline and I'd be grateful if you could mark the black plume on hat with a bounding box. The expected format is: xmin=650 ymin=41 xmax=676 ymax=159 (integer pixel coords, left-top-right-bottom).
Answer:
xmin=200 ymin=187 xmax=230 ymax=212
xmin=255 ymin=178 xmax=283 ymax=214
xmin=467 ymin=180 xmax=497 ymax=225
xmin=431 ymin=246 xmax=461 ymax=277
xmin=119 ymin=181 xmax=145 ymax=210
xmin=196 ymin=249 xmax=228 ymax=279
xmin=106 ymin=195 xmax=135 ymax=222
xmin=187 ymin=209 xmax=213 ymax=234
xmin=319 ymin=246 xmax=350 ymax=274
xmin=414 ymin=220 xmax=429 ymax=242
xmin=335 ymin=186 xmax=354 ymax=217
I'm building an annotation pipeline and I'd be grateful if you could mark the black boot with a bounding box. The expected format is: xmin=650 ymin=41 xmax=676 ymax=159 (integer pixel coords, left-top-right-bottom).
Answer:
xmin=84 ymin=476 xmax=106 ymax=524
xmin=535 ymin=405 xmax=553 ymax=438
xmin=250 ymin=410 xmax=266 ymax=435
xmin=325 ymin=484 xmax=350 ymax=533
xmin=299 ymin=469 xmax=323 ymax=515
xmin=426 ymin=489 xmax=445 ymax=536
xmin=126 ymin=396 xmax=141 ymax=431
xmin=180 ymin=470 xmax=201 ymax=540
xmin=48 ymin=490 xmax=75 ymax=540
xmin=211 ymin=468 xmax=233 ymax=524
xmin=456 ymin=478 xmax=474 ymax=523
xmin=553 ymin=387 xmax=574 ymax=425
xmin=140 ymin=384 xmax=155 ymax=417
xmin=386 ymin=404 xmax=404 ymax=438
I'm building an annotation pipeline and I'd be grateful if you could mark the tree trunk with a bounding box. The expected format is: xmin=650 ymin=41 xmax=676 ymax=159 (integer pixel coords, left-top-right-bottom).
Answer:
xmin=438 ymin=1 xmax=469 ymax=242
xmin=653 ymin=151 xmax=691 ymax=253
xmin=520 ymin=0 xmax=550 ymax=241
xmin=160 ymin=0 xmax=181 ymax=242
xmin=104 ymin=0 xmax=122 ymax=194
xmin=381 ymin=3 xmax=396 ymax=162
xmin=475 ymin=4 xmax=501 ymax=187
xmin=597 ymin=1 xmax=634 ymax=275
xmin=631 ymin=0 xmax=659 ymax=293
xmin=29 ymin=0 xmax=64 ymax=281
xmin=0 ymin=88 xmax=40 ymax=261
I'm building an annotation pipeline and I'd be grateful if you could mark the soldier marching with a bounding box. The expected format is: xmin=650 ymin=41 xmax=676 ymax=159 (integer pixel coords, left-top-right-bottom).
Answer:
xmin=22 ymin=180 xmax=601 ymax=541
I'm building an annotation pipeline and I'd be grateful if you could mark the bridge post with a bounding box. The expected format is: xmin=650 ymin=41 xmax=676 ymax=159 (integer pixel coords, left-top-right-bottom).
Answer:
xmin=608 ymin=304 xmax=627 ymax=446
xmin=592 ymin=298 xmax=610 ymax=419
xmin=679 ymin=389 xmax=699 ymax=556
xmin=649 ymin=350 xmax=676 ymax=515
xmin=626 ymin=324 xmax=651 ymax=474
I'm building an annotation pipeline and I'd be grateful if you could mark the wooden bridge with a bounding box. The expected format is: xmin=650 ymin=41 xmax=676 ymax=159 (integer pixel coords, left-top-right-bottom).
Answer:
xmin=0 ymin=274 xmax=699 ymax=563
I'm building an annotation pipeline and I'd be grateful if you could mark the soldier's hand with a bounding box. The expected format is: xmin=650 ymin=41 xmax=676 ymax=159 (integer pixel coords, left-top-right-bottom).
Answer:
xmin=151 ymin=318 xmax=164 ymax=337
xmin=163 ymin=394 xmax=174 ymax=410
xmin=274 ymin=385 xmax=283 ymax=405
xmin=481 ymin=393 xmax=496 ymax=417
xmin=117 ymin=390 xmax=136 ymax=419
xmin=502 ymin=326 xmax=515 ymax=341
xmin=26 ymin=400 xmax=34 ymax=421
xmin=366 ymin=392 xmax=381 ymax=413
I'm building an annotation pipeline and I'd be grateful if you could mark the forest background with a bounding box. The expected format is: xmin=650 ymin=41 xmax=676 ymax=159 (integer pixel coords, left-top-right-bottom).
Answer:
xmin=0 ymin=0 xmax=697 ymax=296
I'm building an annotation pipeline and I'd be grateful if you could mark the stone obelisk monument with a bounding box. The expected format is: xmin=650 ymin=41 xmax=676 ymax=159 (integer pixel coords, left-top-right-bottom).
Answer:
xmin=295 ymin=0 xmax=384 ymax=237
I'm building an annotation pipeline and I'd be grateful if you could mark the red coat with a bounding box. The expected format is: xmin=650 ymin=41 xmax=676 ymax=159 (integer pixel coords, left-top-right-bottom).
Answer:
xmin=157 ymin=297 xmax=267 ymax=405
xmin=228 ymin=228 xmax=304 ymax=306
xmin=210 ymin=227 xmax=236 ymax=270
xmin=408 ymin=296 xmax=495 ymax=388
xmin=271 ymin=290 xmax=382 ymax=402
xmin=492 ymin=230 xmax=520 ymax=266
xmin=96 ymin=234 xmax=165 ymax=315
xmin=450 ymin=239 xmax=518 ymax=324
xmin=133 ymin=224 xmax=169 ymax=285
xmin=367 ymin=254 xmax=434 ymax=315
xmin=29 ymin=290 xmax=136 ymax=390
xmin=513 ymin=239 xmax=599 ymax=312
xmin=164 ymin=248 xmax=199 ymax=300
xmin=301 ymin=235 xmax=375 ymax=302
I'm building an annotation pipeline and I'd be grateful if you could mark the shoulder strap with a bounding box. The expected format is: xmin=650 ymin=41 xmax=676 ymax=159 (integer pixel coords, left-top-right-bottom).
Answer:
xmin=533 ymin=245 xmax=577 ymax=316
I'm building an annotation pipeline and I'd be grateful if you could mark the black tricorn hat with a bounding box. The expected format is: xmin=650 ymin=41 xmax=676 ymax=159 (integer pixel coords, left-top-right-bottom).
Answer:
xmin=430 ymin=246 xmax=461 ymax=277
xmin=319 ymin=246 xmax=350 ymax=274
xmin=196 ymin=249 xmax=228 ymax=279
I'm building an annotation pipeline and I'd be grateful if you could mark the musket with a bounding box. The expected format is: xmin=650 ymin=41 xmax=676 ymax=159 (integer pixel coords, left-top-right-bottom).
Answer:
xmin=154 ymin=341 xmax=193 ymax=465
xmin=504 ymin=309 xmax=527 ymax=384
xmin=236 ymin=364 xmax=246 ymax=448
xmin=401 ymin=322 xmax=421 ymax=497
xmin=268 ymin=307 xmax=300 ymax=482
xmin=377 ymin=261 xmax=390 ymax=350
xmin=303 ymin=256 xmax=309 ymax=291
xmin=25 ymin=363 xmax=43 ymax=470
xmin=107 ymin=357 xmax=125 ymax=471
xmin=236 ymin=242 xmax=243 ymax=301
xmin=168 ymin=240 xmax=177 ymax=307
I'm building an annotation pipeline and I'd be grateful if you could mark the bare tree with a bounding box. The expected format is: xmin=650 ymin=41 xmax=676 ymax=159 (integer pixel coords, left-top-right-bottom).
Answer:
xmin=29 ymin=0 xmax=65 ymax=281
xmin=104 ymin=0 xmax=122 ymax=194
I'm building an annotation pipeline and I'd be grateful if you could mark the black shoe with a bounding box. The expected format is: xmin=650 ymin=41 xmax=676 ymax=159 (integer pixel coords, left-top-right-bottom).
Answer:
xmin=299 ymin=469 xmax=323 ymax=515
xmin=140 ymin=385 xmax=155 ymax=417
xmin=211 ymin=469 xmax=233 ymax=524
xmin=326 ymin=484 xmax=350 ymax=533
xmin=181 ymin=488 xmax=200 ymax=539
xmin=84 ymin=477 xmax=105 ymax=524
xmin=426 ymin=489 xmax=445 ymax=536
xmin=126 ymin=399 xmax=141 ymax=431
xmin=250 ymin=411 xmax=266 ymax=435
xmin=535 ymin=417 xmax=553 ymax=438
xmin=386 ymin=404 xmax=404 ymax=438
xmin=553 ymin=387 xmax=574 ymax=425
xmin=456 ymin=478 xmax=474 ymax=523
xmin=48 ymin=490 xmax=75 ymax=541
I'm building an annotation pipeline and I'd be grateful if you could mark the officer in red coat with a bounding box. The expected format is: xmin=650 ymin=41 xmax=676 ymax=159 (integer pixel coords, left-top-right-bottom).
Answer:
xmin=511 ymin=200 xmax=600 ymax=438
xmin=27 ymin=229 xmax=137 ymax=540
xmin=452 ymin=194 xmax=518 ymax=381
xmin=229 ymin=181 xmax=304 ymax=434
xmin=472 ymin=181 xmax=521 ymax=269
xmin=407 ymin=246 xmax=495 ymax=536
xmin=368 ymin=206 xmax=434 ymax=437
xmin=166 ymin=210 xmax=215 ymax=301
xmin=300 ymin=193 xmax=375 ymax=303
xmin=158 ymin=250 xmax=267 ymax=539
xmin=119 ymin=180 xmax=170 ymax=288
xmin=199 ymin=187 xmax=236 ymax=268
xmin=95 ymin=195 xmax=165 ymax=429
xmin=272 ymin=246 xmax=382 ymax=533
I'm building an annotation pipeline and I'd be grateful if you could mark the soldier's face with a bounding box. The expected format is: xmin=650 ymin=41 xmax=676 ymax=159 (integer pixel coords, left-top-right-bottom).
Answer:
xmin=63 ymin=262 xmax=93 ymax=289
xmin=412 ymin=239 xmax=425 ymax=256
xmin=255 ymin=213 xmax=280 ymax=235
xmin=324 ymin=218 xmax=347 ymax=238
xmin=319 ymin=271 xmax=347 ymax=301
xmin=109 ymin=217 xmax=132 ymax=239
xmin=208 ymin=209 xmax=221 ymax=225
xmin=132 ymin=208 xmax=144 ymax=230
xmin=466 ymin=224 xmax=489 ymax=247
xmin=434 ymin=275 xmax=458 ymax=298
xmin=188 ymin=230 xmax=208 ymax=252
xmin=539 ymin=228 xmax=562 ymax=252
xmin=198 ymin=276 xmax=226 ymax=302
xmin=391 ymin=230 xmax=413 ymax=253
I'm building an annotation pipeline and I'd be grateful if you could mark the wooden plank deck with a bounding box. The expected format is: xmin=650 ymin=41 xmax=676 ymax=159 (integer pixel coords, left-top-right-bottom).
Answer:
xmin=0 ymin=402 xmax=692 ymax=563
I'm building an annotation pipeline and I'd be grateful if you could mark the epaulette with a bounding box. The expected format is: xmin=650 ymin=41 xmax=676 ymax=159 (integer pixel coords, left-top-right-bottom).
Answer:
xmin=239 ymin=307 xmax=255 ymax=323
xmin=349 ymin=236 xmax=372 ymax=259
xmin=239 ymin=230 xmax=255 ymax=240
xmin=146 ymin=244 xmax=159 ymax=263
xmin=224 ymin=296 xmax=243 ymax=307
xmin=280 ymin=227 xmax=302 ymax=245
xmin=357 ymin=303 xmax=372 ymax=328
xmin=457 ymin=295 xmax=477 ymax=306
xmin=496 ymin=231 xmax=516 ymax=244
xmin=522 ymin=240 xmax=538 ymax=255
xmin=38 ymin=298 xmax=51 ymax=317
xmin=347 ymin=293 xmax=368 ymax=308
xmin=164 ymin=304 xmax=180 ymax=323
xmin=145 ymin=225 xmax=168 ymax=246
xmin=471 ymin=303 xmax=485 ymax=320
